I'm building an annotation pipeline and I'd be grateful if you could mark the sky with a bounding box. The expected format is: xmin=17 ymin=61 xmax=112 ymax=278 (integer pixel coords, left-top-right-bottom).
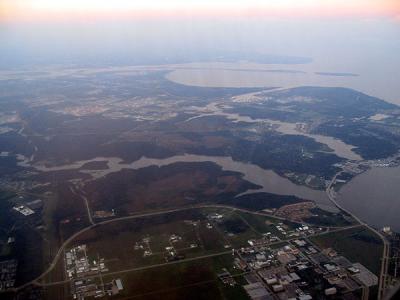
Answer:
xmin=1 ymin=0 xmax=400 ymax=21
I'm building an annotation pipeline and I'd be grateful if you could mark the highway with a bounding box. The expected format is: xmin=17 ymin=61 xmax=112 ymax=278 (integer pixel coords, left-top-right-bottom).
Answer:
xmin=32 ymin=221 xmax=360 ymax=289
xmin=325 ymin=172 xmax=390 ymax=300
xmin=34 ymin=250 xmax=234 ymax=287
xmin=10 ymin=203 xmax=360 ymax=292
xmin=69 ymin=185 xmax=95 ymax=225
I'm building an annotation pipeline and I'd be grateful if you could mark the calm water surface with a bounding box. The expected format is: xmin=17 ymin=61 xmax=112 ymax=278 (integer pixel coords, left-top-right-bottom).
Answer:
xmin=166 ymin=60 xmax=400 ymax=105
xmin=337 ymin=166 xmax=400 ymax=231
xmin=31 ymin=154 xmax=334 ymax=211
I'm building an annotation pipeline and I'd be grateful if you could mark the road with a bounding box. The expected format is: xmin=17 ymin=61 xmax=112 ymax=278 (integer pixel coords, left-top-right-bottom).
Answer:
xmin=325 ymin=172 xmax=390 ymax=300
xmin=11 ymin=203 xmax=359 ymax=292
xmin=69 ymin=185 xmax=94 ymax=225
xmin=38 ymin=222 xmax=360 ymax=288
xmin=35 ymin=250 xmax=234 ymax=287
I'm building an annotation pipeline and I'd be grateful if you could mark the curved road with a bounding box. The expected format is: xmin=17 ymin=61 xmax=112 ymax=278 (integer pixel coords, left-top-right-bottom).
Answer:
xmin=12 ymin=203 xmax=352 ymax=291
xmin=326 ymin=172 xmax=390 ymax=300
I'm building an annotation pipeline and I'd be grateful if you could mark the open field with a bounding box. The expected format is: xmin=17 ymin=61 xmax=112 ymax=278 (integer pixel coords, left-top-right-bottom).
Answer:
xmin=54 ymin=254 xmax=249 ymax=299
xmin=91 ymin=254 xmax=250 ymax=300
xmin=51 ymin=208 xmax=277 ymax=276
xmin=37 ymin=207 xmax=269 ymax=299
xmin=309 ymin=226 xmax=383 ymax=275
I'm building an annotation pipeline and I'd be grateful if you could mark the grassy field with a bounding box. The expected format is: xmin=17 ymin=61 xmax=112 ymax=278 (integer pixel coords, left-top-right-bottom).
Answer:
xmin=43 ymin=207 xmax=264 ymax=282
xmin=39 ymin=206 xmax=326 ymax=299
xmin=309 ymin=226 xmax=383 ymax=275
xmin=100 ymin=254 xmax=250 ymax=300
xmin=235 ymin=211 xmax=298 ymax=239
xmin=41 ymin=253 xmax=250 ymax=300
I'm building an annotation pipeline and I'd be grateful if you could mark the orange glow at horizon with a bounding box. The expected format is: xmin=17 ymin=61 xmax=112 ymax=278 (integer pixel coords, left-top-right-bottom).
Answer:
xmin=1 ymin=0 xmax=400 ymax=22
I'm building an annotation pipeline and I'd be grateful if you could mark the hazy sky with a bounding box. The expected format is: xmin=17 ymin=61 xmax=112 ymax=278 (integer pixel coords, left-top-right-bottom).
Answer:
xmin=1 ymin=0 xmax=400 ymax=20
